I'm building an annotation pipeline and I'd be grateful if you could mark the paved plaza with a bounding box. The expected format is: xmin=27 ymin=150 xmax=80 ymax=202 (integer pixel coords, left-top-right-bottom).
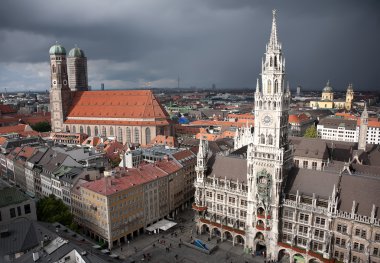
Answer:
xmin=112 ymin=208 xmax=268 ymax=263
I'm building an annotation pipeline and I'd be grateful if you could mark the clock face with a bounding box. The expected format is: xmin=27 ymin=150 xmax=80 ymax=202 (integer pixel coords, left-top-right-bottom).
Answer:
xmin=262 ymin=114 xmax=273 ymax=125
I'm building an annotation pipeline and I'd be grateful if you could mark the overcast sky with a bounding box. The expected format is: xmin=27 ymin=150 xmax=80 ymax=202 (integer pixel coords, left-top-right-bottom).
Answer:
xmin=0 ymin=0 xmax=379 ymax=92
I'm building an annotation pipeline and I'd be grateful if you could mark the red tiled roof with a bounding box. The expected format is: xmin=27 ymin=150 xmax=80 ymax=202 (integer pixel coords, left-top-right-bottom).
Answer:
xmin=149 ymin=135 xmax=177 ymax=147
xmin=288 ymin=113 xmax=311 ymax=124
xmin=67 ymin=90 xmax=170 ymax=119
xmin=0 ymin=105 xmax=16 ymax=114
xmin=0 ymin=124 xmax=30 ymax=134
xmin=82 ymin=159 xmax=181 ymax=195
xmin=0 ymin=137 xmax=7 ymax=145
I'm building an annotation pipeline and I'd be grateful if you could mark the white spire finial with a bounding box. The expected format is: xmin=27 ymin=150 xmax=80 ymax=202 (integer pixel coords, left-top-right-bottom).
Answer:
xmin=269 ymin=9 xmax=278 ymax=48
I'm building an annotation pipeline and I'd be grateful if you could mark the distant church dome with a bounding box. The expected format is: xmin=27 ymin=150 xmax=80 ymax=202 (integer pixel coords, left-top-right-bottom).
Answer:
xmin=49 ymin=44 xmax=66 ymax=55
xmin=68 ymin=47 xmax=85 ymax=57
xmin=322 ymin=80 xmax=333 ymax=93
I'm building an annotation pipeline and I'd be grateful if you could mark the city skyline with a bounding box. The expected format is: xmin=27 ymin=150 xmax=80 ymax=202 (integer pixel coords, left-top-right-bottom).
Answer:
xmin=0 ymin=0 xmax=379 ymax=91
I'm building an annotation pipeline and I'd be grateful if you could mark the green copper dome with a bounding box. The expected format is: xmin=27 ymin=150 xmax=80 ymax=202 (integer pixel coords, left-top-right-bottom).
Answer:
xmin=68 ymin=47 xmax=85 ymax=57
xmin=322 ymin=80 xmax=333 ymax=93
xmin=49 ymin=44 xmax=66 ymax=55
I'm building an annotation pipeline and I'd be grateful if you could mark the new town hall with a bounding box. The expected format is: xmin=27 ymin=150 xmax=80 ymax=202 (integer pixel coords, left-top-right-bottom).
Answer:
xmin=193 ymin=11 xmax=380 ymax=263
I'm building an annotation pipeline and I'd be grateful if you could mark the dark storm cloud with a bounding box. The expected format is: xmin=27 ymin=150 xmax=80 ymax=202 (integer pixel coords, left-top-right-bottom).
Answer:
xmin=0 ymin=0 xmax=378 ymax=91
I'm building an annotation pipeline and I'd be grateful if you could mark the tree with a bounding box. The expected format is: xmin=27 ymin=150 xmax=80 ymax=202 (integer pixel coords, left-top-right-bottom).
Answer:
xmin=37 ymin=195 xmax=73 ymax=226
xmin=304 ymin=125 xmax=318 ymax=138
xmin=31 ymin=121 xmax=51 ymax=132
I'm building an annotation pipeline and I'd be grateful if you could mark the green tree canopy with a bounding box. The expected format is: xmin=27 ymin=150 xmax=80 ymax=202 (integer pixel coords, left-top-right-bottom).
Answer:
xmin=37 ymin=195 xmax=73 ymax=226
xmin=304 ymin=125 xmax=318 ymax=138
xmin=31 ymin=121 xmax=51 ymax=132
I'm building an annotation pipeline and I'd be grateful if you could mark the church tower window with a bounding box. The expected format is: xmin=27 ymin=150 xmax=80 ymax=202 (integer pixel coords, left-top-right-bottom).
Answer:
xmin=267 ymin=80 xmax=272 ymax=94
xmin=268 ymin=134 xmax=273 ymax=145
xmin=145 ymin=127 xmax=151 ymax=144
xmin=126 ymin=127 xmax=131 ymax=143
xmin=274 ymin=80 xmax=278 ymax=93
xmin=260 ymin=134 xmax=265 ymax=144
xmin=134 ymin=127 xmax=140 ymax=143
xmin=117 ymin=127 xmax=123 ymax=142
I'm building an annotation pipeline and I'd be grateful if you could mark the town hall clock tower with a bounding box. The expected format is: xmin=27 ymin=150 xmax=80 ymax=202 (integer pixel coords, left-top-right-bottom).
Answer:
xmin=246 ymin=10 xmax=293 ymax=259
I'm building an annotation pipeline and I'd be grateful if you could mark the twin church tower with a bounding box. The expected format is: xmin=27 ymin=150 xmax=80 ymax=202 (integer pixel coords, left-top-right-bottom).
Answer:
xmin=49 ymin=45 xmax=88 ymax=132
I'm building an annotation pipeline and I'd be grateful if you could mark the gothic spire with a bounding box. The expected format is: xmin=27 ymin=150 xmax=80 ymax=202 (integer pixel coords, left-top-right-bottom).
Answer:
xmin=268 ymin=9 xmax=279 ymax=49
xmin=255 ymin=78 xmax=260 ymax=93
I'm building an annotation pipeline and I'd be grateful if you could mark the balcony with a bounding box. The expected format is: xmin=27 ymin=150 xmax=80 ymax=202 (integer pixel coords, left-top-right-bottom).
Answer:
xmin=256 ymin=224 xmax=270 ymax=231
xmin=257 ymin=213 xmax=271 ymax=219
xmin=192 ymin=203 xmax=207 ymax=212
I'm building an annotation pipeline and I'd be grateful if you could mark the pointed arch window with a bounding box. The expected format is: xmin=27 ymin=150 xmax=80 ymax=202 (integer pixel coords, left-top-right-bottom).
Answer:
xmin=274 ymin=56 xmax=277 ymax=67
xmin=134 ymin=127 xmax=140 ymax=143
xmin=66 ymin=125 xmax=70 ymax=132
xmin=110 ymin=127 xmax=114 ymax=137
xmin=267 ymin=80 xmax=272 ymax=94
xmin=270 ymin=57 xmax=273 ymax=67
xmin=94 ymin=126 xmax=99 ymax=136
xmin=274 ymin=80 xmax=279 ymax=93
xmin=87 ymin=126 xmax=91 ymax=136
xmin=52 ymin=65 xmax=56 ymax=73
xmin=260 ymin=134 xmax=265 ymax=144
xmin=268 ymin=134 xmax=273 ymax=145
xmin=79 ymin=126 xmax=84 ymax=134
xmin=126 ymin=127 xmax=131 ymax=143
xmin=101 ymin=126 xmax=106 ymax=137
xmin=117 ymin=127 xmax=123 ymax=142
xmin=145 ymin=127 xmax=151 ymax=144
xmin=72 ymin=126 xmax=76 ymax=133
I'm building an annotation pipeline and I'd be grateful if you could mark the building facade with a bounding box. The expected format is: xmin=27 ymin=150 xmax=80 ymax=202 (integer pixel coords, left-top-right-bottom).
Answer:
xmin=193 ymin=11 xmax=380 ymax=263
xmin=49 ymin=45 xmax=172 ymax=145
xmin=310 ymin=83 xmax=355 ymax=110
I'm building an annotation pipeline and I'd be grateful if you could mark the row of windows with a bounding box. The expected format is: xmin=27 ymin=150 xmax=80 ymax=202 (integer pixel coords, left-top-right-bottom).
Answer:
xmin=67 ymin=126 xmax=152 ymax=143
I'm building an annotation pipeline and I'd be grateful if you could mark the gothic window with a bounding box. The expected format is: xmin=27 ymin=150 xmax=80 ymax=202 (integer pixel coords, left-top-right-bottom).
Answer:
xmin=110 ymin=127 xmax=114 ymax=137
xmin=94 ymin=126 xmax=99 ymax=136
xmin=52 ymin=65 xmax=56 ymax=73
xmin=102 ymin=126 xmax=107 ymax=137
xmin=145 ymin=127 xmax=151 ymax=144
xmin=80 ymin=126 xmax=84 ymax=134
xmin=274 ymin=56 xmax=277 ymax=67
xmin=86 ymin=126 xmax=91 ymax=136
xmin=268 ymin=134 xmax=273 ymax=145
xmin=134 ymin=127 xmax=140 ymax=143
xmin=268 ymin=101 xmax=271 ymax=109
xmin=72 ymin=126 xmax=76 ymax=133
xmin=274 ymin=80 xmax=279 ymax=93
xmin=260 ymin=134 xmax=265 ymax=144
xmin=270 ymin=57 xmax=273 ymax=67
xmin=273 ymin=101 xmax=276 ymax=109
xmin=126 ymin=127 xmax=131 ymax=143
xmin=267 ymin=80 xmax=272 ymax=94
xmin=66 ymin=125 xmax=70 ymax=132
xmin=117 ymin=127 xmax=123 ymax=142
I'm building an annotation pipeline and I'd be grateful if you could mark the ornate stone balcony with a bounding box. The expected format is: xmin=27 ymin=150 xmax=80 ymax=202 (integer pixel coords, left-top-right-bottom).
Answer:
xmin=192 ymin=203 xmax=207 ymax=212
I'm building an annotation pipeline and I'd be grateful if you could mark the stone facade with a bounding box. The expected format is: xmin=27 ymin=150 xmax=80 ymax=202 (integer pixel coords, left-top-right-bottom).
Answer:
xmin=193 ymin=10 xmax=380 ymax=263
